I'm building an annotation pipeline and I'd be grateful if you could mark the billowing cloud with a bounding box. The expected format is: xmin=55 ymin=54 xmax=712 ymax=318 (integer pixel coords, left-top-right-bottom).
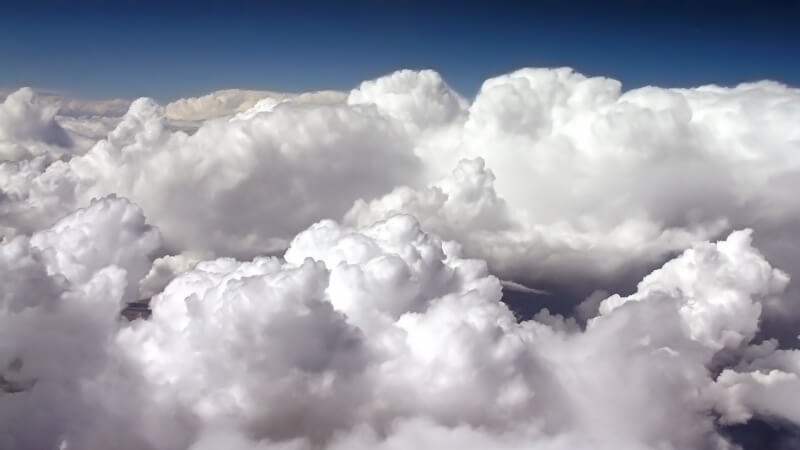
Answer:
xmin=7 ymin=67 xmax=798 ymax=304
xmin=3 ymin=198 xmax=799 ymax=449
xmin=348 ymin=69 xmax=468 ymax=134
xmin=0 ymin=88 xmax=74 ymax=161
xmin=345 ymin=68 xmax=800 ymax=321
xmin=0 ymin=196 xmax=168 ymax=450
xmin=2 ymin=67 xmax=800 ymax=448
xmin=1 ymin=92 xmax=420 ymax=255
xmin=5 ymin=70 xmax=799 ymax=295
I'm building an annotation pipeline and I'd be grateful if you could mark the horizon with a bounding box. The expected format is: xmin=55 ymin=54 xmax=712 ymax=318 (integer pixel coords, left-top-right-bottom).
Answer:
xmin=2 ymin=1 xmax=799 ymax=101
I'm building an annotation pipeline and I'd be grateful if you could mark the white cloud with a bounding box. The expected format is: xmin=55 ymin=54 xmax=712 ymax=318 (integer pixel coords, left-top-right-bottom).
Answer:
xmin=0 ymin=88 xmax=74 ymax=161
xmin=3 ymin=67 xmax=800 ymax=447
xmin=6 ymin=200 xmax=798 ymax=448
xmin=344 ymin=68 xmax=800 ymax=316
xmin=5 ymin=70 xmax=800 ymax=299
xmin=2 ymin=93 xmax=420 ymax=255
xmin=0 ymin=196 xmax=170 ymax=450
xmin=3 ymin=67 xmax=800 ymax=316
xmin=348 ymin=69 xmax=468 ymax=135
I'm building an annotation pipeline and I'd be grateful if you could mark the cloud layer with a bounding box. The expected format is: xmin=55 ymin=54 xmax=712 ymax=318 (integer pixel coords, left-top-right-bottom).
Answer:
xmin=2 ymin=67 xmax=800 ymax=448
xmin=2 ymin=196 xmax=798 ymax=449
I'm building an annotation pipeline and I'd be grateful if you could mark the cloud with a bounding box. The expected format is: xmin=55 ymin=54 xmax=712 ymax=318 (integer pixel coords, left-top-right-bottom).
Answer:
xmin=347 ymin=69 xmax=468 ymax=135
xmin=3 ymin=67 xmax=800 ymax=318
xmin=1 ymin=93 xmax=420 ymax=255
xmin=36 ymin=93 xmax=131 ymax=119
xmin=345 ymin=156 xmax=728 ymax=297
xmin=2 ymin=67 xmax=800 ymax=447
xmin=165 ymin=88 xmax=347 ymax=122
xmin=4 ymin=197 xmax=799 ymax=449
xmin=0 ymin=196 xmax=169 ymax=450
xmin=344 ymin=68 xmax=800 ymax=319
xmin=0 ymin=88 xmax=74 ymax=161
xmin=5 ymin=70 xmax=800 ymax=295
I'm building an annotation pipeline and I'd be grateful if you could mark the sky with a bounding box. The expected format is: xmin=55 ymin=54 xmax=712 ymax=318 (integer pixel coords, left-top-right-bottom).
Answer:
xmin=2 ymin=1 xmax=799 ymax=101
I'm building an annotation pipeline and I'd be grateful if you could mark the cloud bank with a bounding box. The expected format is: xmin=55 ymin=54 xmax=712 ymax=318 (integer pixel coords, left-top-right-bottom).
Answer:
xmin=164 ymin=88 xmax=347 ymax=122
xmin=2 ymin=67 xmax=800 ymax=449
xmin=1 ymin=197 xmax=798 ymax=449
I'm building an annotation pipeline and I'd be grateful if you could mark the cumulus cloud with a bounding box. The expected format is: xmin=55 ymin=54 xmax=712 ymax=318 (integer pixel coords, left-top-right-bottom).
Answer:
xmin=345 ymin=68 xmax=800 ymax=319
xmin=3 ymin=69 xmax=800 ymax=314
xmin=2 ymin=67 xmax=800 ymax=448
xmin=348 ymin=69 xmax=467 ymax=134
xmin=0 ymin=88 xmax=74 ymax=161
xmin=0 ymin=196 xmax=169 ymax=450
xmin=1 ymin=92 xmax=420 ymax=254
xmin=6 ymin=69 xmax=799 ymax=297
xmin=3 ymin=198 xmax=799 ymax=449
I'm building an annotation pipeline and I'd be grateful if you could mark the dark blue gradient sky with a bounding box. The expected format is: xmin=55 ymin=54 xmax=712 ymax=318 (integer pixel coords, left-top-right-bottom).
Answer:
xmin=1 ymin=1 xmax=798 ymax=101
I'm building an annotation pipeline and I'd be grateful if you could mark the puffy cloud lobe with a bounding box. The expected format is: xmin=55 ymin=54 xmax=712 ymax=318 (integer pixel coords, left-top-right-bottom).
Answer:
xmin=346 ymin=158 xmax=512 ymax=235
xmin=345 ymin=154 xmax=728 ymax=293
xmin=30 ymin=195 xmax=162 ymax=301
xmin=348 ymin=69 xmax=467 ymax=134
xmin=344 ymin=67 xmax=800 ymax=318
xmin=124 ymin=257 xmax=369 ymax=443
xmin=598 ymin=229 xmax=789 ymax=350
xmin=121 ymin=215 xmax=501 ymax=444
xmin=121 ymin=221 xmax=797 ymax=449
xmin=707 ymin=342 xmax=800 ymax=428
xmin=0 ymin=196 xmax=169 ymax=450
xmin=5 ymin=94 xmax=420 ymax=256
xmin=0 ymin=88 xmax=73 ymax=161
xmin=713 ymin=368 xmax=800 ymax=426
xmin=137 ymin=252 xmax=205 ymax=299
xmin=457 ymin=67 xmax=800 ymax=265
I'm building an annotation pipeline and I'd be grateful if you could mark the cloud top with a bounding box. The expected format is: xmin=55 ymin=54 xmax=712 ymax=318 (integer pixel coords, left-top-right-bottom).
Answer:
xmin=2 ymin=67 xmax=800 ymax=448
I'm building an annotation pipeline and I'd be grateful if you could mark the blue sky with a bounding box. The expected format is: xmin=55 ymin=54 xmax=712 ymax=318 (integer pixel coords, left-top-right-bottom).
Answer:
xmin=2 ymin=1 xmax=799 ymax=101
